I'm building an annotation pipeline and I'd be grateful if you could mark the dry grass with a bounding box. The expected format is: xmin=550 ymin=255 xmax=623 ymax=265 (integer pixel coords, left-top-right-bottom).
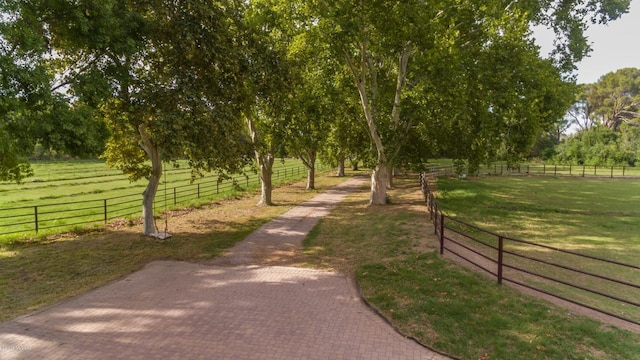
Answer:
xmin=301 ymin=175 xmax=435 ymax=276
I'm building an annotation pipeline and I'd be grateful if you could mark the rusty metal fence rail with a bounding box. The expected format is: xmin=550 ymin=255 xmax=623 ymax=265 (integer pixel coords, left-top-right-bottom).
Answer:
xmin=420 ymin=171 xmax=640 ymax=327
xmin=0 ymin=164 xmax=310 ymax=238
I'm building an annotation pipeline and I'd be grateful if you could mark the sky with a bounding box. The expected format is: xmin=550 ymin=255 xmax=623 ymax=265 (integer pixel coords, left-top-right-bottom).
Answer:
xmin=534 ymin=1 xmax=640 ymax=84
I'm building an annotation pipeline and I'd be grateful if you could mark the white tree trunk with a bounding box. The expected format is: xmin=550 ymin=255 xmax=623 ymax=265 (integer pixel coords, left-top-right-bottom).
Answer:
xmin=138 ymin=124 xmax=162 ymax=235
xmin=307 ymin=166 xmax=315 ymax=190
xmin=247 ymin=114 xmax=275 ymax=206
xmin=344 ymin=48 xmax=389 ymax=205
xmin=387 ymin=166 xmax=397 ymax=189
xmin=337 ymin=157 xmax=345 ymax=177
xmin=305 ymin=149 xmax=316 ymax=190
xmin=370 ymin=164 xmax=388 ymax=205
xmin=257 ymin=154 xmax=274 ymax=206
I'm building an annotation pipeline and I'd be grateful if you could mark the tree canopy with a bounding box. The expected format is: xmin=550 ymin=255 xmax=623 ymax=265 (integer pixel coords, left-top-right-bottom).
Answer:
xmin=1 ymin=0 xmax=632 ymax=214
xmin=587 ymin=67 xmax=640 ymax=131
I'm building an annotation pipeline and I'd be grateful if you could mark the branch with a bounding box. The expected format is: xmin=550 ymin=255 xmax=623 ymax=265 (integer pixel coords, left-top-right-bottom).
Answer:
xmin=391 ymin=43 xmax=411 ymax=127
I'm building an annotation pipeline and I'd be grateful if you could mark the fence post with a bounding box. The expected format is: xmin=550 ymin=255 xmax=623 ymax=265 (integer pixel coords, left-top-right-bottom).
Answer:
xmin=527 ymin=164 xmax=529 ymax=174
xmin=174 ymin=187 xmax=177 ymax=205
xmin=543 ymin=164 xmax=546 ymax=174
xmin=216 ymin=182 xmax=219 ymax=194
xmin=569 ymin=164 xmax=572 ymax=175
xmin=594 ymin=165 xmax=597 ymax=176
xmin=623 ymin=166 xmax=626 ymax=176
xmin=246 ymin=176 xmax=249 ymax=188
xmin=554 ymin=165 xmax=557 ymax=177
xmin=34 ymin=206 xmax=39 ymax=234
xmin=198 ymin=183 xmax=200 ymax=198
xmin=104 ymin=199 xmax=108 ymax=223
xmin=277 ymin=170 xmax=280 ymax=180
xmin=439 ymin=213 xmax=445 ymax=255
xmin=582 ymin=166 xmax=585 ymax=177
xmin=498 ymin=236 xmax=504 ymax=284
xmin=431 ymin=195 xmax=435 ymax=220
xmin=500 ymin=164 xmax=503 ymax=175
xmin=432 ymin=201 xmax=439 ymax=234
xmin=611 ymin=166 xmax=613 ymax=178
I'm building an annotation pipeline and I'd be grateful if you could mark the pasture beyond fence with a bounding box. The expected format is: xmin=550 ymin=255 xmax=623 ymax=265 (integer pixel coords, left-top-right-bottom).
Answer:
xmin=420 ymin=170 xmax=640 ymax=328
xmin=0 ymin=163 xmax=311 ymax=239
xmin=443 ymin=162 xmax=640 ymax=178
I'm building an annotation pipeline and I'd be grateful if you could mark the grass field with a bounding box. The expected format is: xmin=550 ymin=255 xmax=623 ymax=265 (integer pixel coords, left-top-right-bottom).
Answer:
xmin=2 ymin=173 xmax=639 ymax=359
xmin=434 ymin=176 xmax=640 ymax=325
xmin=0 ymin=158 xmax=313 ymax=241
xmin=301 ymin=176 xmax=640 ymax=359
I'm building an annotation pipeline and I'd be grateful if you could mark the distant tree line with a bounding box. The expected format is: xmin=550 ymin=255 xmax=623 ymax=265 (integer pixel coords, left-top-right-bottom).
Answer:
xmin=531 ymin=67 xmax=640 ymax=166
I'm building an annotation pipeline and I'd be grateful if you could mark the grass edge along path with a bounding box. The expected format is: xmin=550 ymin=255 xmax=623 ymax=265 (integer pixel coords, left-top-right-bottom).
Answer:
xmin=301 ymin=176 xmax=640 ymax=360
xmin=0 ymin=173 xmax=349 ymax=323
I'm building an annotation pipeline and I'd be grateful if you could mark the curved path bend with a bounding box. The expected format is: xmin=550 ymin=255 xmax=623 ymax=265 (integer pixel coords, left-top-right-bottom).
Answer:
xmin=0 ymin=177 xmax=450 ymax=360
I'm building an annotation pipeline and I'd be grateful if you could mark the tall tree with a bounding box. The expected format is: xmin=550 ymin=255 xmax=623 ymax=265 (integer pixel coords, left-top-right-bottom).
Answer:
xmin=307 ymin=0 xmax=628 ymax=203
xmin=567 ymin=85 xmax=596 ymax=131
xmin=587 ymin=67 xmax=640 ymax=131
xmin=243 ymin=0 xmax=295 ymax=205
xmin=8 ymin=0 xmax=253 ymax=234
xmin=285 ymin=66 xmax=333 ymax=190
xmin=100 ymin=0 xmax=252 ymax=234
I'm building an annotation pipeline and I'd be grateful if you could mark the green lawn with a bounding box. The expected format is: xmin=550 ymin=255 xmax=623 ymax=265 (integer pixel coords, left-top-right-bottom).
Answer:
xmin=302 ymin=176 xmax=640 ymax=360
xmin=0 ymin=158 xmax=313 ymax=242
xmin=435 ymin=176 xmax=640 ymax=325
xmin=0 ymin=174 xmax=349 ymax=322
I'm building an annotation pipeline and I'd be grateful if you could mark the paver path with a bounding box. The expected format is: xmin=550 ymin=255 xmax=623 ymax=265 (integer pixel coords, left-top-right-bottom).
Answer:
xmin=0 ymin=177 xmax=450 ymax=360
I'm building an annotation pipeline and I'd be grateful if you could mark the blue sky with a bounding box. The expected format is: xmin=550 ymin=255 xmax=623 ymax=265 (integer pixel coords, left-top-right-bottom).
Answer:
xmin=534 ymin=1 xmax=640 ymax=84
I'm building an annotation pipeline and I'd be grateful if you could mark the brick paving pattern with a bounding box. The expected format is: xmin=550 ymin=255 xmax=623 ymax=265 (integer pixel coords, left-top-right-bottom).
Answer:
xmin=0 ymin=178 xmax=451 ymax=360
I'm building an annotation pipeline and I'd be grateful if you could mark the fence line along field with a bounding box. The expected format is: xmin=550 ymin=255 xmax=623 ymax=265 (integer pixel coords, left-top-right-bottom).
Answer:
xmin=0 ymin=158 xmax=311 ymax=241
xmin=434 ymin=176 xmax=640 ymax=324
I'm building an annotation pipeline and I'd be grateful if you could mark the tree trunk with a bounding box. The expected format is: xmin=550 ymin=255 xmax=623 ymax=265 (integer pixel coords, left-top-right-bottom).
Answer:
xmin=307 ymin=165 xmax=315 ymax=190
xmin=387 ymin=166 xmax=395 ymax=190
xmin=305 ymin=149 xmax=316 ymax=190
xmin=370 ymin=164 xmax=388 ymax=205
xmin=138 ymin=124 xmax=162 ymax=235
xmin=246 ymin=113 xmax=275 ymax=206
xmin=257 ymin=154 xmax=274 ymax=206
xmin=344 ymin=47 xmax=389 ymax=205
xmin=351 ymin=160 xmax=359 ymax=171
xmin=337 ymin=157 xmax=345 ymax=177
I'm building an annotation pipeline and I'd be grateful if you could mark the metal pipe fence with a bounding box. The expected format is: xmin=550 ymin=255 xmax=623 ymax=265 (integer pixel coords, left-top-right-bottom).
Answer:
xmin=471 ymin=163 xmax=640 ymax=178
xmin=0 ymin=164 xmax=311 ymax=238
xmin=420 ymin=171 xmax=640 ymax=327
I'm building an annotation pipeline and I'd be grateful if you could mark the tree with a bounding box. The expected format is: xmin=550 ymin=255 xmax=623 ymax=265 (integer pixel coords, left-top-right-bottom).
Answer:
xmin=553 ymin=126 xmax=636 ymax=166
xmin=0 ymin=1 xmax=109 ymax=181
xmin=587 ymin=67 xmax=640 ymax=131
xmin=567 ymin=85 xmax=596 ymax=131
xmin=319 ymin=93 xmax=370 ymax=177
xmin=285 ymin=63 xmax=333 ymax=190
xmin=100 ymin=0 xmax=253 ymax=234
xmin=243 ymin=0 xmax=296 ymax=205
xmin=307 ymin=0 xmax=629 ymax=202
xmin=8 ymin=0 xmax=254 ymax=234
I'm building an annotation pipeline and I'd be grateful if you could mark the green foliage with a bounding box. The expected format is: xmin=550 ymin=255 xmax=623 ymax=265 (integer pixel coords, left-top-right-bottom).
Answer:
xmin=553 ymin=126 xmax=638 ymax=166
xmin=587 ymin=67 xmax=640 ymax=131
xmin=0 ymin=0 xmax=132 ymax=181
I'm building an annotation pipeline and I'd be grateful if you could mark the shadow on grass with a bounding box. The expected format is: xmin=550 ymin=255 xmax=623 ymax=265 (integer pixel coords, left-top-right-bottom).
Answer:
xmin=0 ymin=174 xmax=356 ymax=322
